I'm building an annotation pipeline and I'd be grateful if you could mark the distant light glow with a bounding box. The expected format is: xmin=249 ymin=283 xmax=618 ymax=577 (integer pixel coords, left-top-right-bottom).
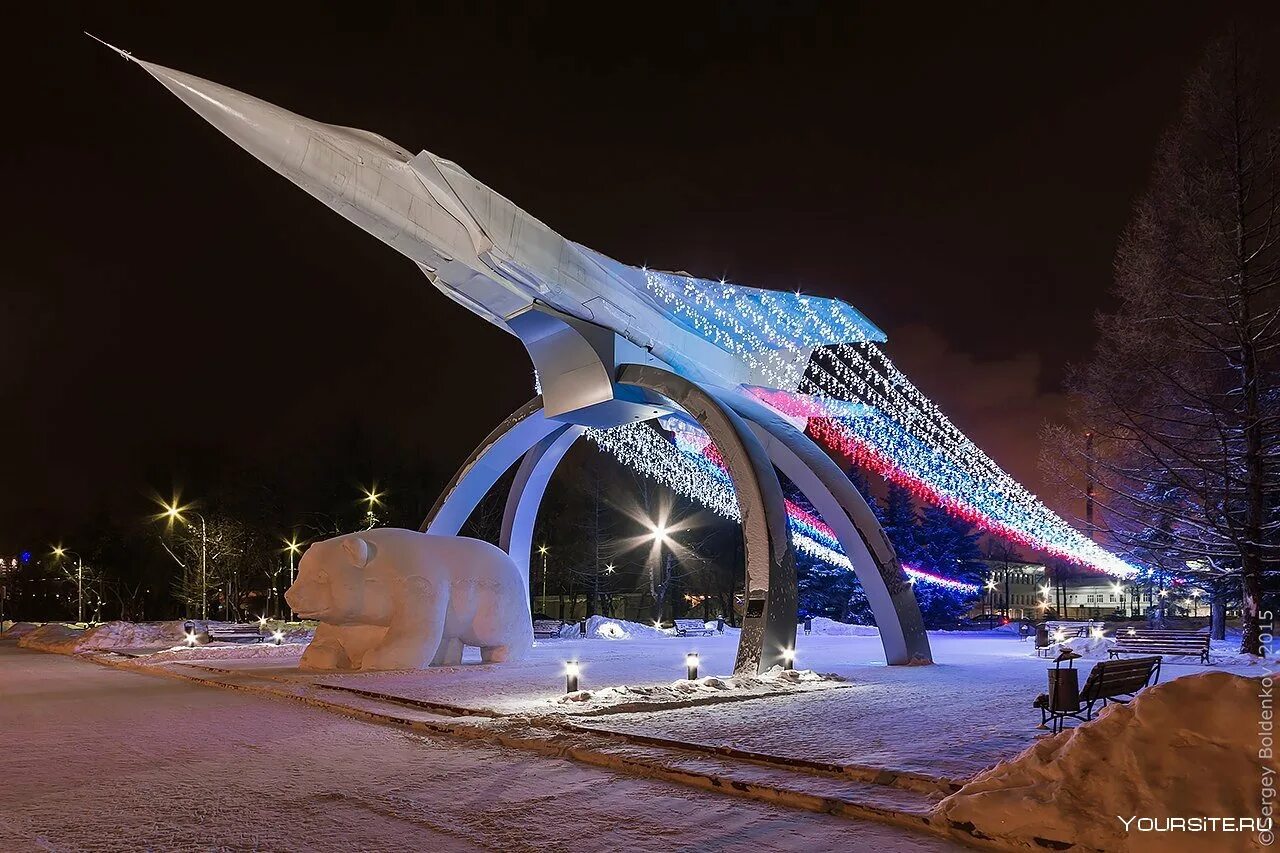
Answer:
xmin=588 ymin=420 xmax=981 ymax=593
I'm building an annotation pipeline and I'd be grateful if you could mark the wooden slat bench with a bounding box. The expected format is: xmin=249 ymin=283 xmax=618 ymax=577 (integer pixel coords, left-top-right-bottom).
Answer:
xmin=673 ymin=618 xmax=715 ymax=637
xmin=1037 ymin=655 xmax=1161 ymax=732
xmin=1109 ymin=628 xmax=1210 ymax=664
xmin=532 ymin=619 xmax=566 ymax=639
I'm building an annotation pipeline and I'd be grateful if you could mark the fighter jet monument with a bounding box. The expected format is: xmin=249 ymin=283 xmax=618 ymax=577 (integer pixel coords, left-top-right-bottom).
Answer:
xmin=95 ymin=38 xmax=933 ymax=673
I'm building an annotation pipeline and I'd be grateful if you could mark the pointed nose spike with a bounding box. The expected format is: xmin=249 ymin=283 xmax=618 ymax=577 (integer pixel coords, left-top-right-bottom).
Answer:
xmin=85 ymin=32 xmax=132 ymax=61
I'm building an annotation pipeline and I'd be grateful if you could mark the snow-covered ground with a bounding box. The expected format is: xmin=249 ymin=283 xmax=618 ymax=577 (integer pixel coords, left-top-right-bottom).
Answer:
xmin=96 ymin=625 xmax=1270 ymax=781
xmin=0 ymin=644 xmax=962 ymax=853
xmin=8 ymin=622 xmax=1272 ymax=851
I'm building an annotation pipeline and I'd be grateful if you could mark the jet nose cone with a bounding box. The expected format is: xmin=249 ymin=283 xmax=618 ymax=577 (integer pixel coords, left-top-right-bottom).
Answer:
xmin=133 ymin=58 xmax=309 ymax=174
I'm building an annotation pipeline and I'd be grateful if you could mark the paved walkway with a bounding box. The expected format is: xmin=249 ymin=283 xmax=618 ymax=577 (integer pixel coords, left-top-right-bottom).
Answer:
xmin=0 ymin=644 xmax=967 ymax=853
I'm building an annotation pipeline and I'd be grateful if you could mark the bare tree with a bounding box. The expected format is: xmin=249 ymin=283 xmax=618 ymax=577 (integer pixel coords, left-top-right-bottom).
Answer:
xmin=1046 ymin=31 xmax=1280 ymax=654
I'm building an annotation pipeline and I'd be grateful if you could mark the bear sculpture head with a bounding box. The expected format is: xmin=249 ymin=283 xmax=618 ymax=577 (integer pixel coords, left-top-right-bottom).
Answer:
xmin=284 ymin=535 xmax=376 ymax=624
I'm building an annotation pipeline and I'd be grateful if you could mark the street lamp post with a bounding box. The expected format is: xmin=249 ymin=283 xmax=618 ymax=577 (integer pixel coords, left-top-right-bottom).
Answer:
xmin=52 ymin=546 xmax=84 ymax=623
xmin=648 ymin=521 xmax=674 ymax=624
xmin=362 ymin=485 xmax=383 ymax=529
xmin=161 ymin=501 xmax=208 ymax=621
xmin=537 ymin=545 xmax=549 ymax=613
xmin=284 ymin=537 xmax=302 ymax=621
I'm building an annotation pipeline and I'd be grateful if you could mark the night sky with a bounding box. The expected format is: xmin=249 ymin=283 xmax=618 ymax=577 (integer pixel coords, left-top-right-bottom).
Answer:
xmin=5 ymin=2 xmax=1274 ymax=554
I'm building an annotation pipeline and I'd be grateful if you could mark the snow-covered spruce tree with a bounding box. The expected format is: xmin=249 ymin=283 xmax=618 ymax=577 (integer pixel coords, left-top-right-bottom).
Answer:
xmin=879 ymin=482 xmax=922 ymax=566
xmin=790 ymin=485 xmax=876 ymax=625
xmin=1047 ymin=32 xmax=1280 ymax=655
xmin=912 ymin=504 xmax=985 ymax=627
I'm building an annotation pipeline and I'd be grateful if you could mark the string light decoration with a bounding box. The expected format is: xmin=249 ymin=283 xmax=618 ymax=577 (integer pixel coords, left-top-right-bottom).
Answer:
xmin=633 ymin=269 xmax=1135 ymax=578
xmin=642 ymin=268 xmax=884 ymax=389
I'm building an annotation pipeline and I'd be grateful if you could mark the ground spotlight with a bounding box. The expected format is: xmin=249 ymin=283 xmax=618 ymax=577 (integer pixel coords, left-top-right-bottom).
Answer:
xmin=685 ymin=652 xmax=699 ymax=680
xmin=782 ymin=648 xmax=795 ymax=670
xmin=565 ymin=660 xmax=580 ymax=693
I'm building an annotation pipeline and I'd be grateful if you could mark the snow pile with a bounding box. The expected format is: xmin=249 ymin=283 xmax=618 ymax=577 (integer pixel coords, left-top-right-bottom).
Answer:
xmin=552 ymin=666 xmax=842 ymax=712
xmin=279 ymin=624 xmax=315 ymax=644
xmin=77 ymin=620 xmax=188 ymax=650
xmin=804 ymin=617 xmax=879 ymax=636
xmin=17 ymin=621 xmax=189 ymax=654
xmin=933 ymin=672 xmax=1272 ymax=851
xmin=1 ymin=621 xmax=40 ymax=638
xmin=1035 ymin=634 xmax=1116 ymax=660
xmin=560 ymin=615 xmax=677 ymax=640
xmin=18 ymin=623 xmax=88 ymax=653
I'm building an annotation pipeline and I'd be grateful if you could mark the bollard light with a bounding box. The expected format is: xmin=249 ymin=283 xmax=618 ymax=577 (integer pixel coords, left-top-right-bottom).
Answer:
xmin=184 ymin=632 xmax=198 ymax=647
xmin=782 ymin=648 xmax=795 ymax=670
xmin=565 ymin=660 xmax=580 ymax=693
xmin=258 ymin=615 xmax=268 ymax=627
xmin=685 ymin=652 xmax=699 ymax=680
xmin=1127 ymin=627 xmax=1136 ymax=636
xmin=272 ymin=630 xmax=285 ymax=645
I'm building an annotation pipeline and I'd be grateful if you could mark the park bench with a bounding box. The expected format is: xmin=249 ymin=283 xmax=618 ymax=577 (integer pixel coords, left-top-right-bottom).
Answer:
xmin=190 ymin=622 xmax=265 ymax=644
xmin=1109 ymin=628 xmax=1210 ymax=664
xmin=673 ymin=618 xmax=716 ymax=636
xmin=1037 ymin=655 xmax=1161 ymax=733
xmin=532 ymin=619 xmax=566 ymax=639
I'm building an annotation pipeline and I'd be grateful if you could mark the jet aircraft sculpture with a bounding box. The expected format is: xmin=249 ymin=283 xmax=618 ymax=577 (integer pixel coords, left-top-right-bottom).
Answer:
xmin=96 ymin=39 xmax=1130 ymax=673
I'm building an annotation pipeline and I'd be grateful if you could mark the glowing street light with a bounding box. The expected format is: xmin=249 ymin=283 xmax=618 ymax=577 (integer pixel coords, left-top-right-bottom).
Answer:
xmin=361 ymin=485 xmax=384 ymax=528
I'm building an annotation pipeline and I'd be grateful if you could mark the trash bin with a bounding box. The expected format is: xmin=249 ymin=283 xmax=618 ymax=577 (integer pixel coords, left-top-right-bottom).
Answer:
xmin=1048 ymin=667 xmax=1080 ymax=712
xmin=1035 ymin=623 xmax=1049 ymax=649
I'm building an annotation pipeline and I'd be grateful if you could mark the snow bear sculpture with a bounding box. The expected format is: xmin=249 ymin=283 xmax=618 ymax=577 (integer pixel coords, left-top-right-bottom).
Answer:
xmin=284 ymin=528 xmax=533 ymax=671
